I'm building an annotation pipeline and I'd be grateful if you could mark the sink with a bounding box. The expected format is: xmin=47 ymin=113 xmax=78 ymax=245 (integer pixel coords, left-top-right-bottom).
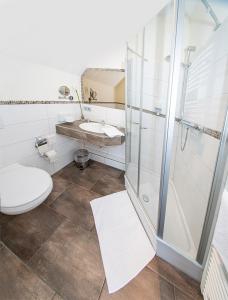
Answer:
xmin=79 ymin=122 xmax=115 ymax=134
xmin=79 ymin=122 xmax=104 ymax=133
xmin=56 ymin=120 xmax=125 ymax=146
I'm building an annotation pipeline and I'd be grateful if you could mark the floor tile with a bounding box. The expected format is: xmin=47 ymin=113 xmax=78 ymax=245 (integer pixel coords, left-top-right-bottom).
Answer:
xmin=29 ymin=220 xmax=105 ymax=300
xmin=89 ymin=160 xmax=123 ymax=178
xmin=52 ymin=293 xmax=64 ymax=300
xmin=58 ymin=160 xmax=124 ymax=191
xmin=147 ymin=256 xmax=202 ymax=299
xmin=50 ymin=183 xmax=100 ymax=230
xmin=0 ymin=245 xmax=55 ymax=300
xmin=91 ymin=174 xmax=125 ymax=196
xmin=58 ymin=162 xmax=101 ymax=189
xmin=1 ymin=205 xmax=64 ymax=262
xmin=45 ymin=175 xmax=72 ymax=206
xmin=0 ymin=161 xmax=203 ymax=300
xmin=174 ymin=287 xmax=197 ymax=300
xmin=99 ymin=268 xmax=175 ymax=300
xmin=118 ymin=171 xmax=125 ymax=185
xmin=0 ymin=213 xmax=15 ymax=226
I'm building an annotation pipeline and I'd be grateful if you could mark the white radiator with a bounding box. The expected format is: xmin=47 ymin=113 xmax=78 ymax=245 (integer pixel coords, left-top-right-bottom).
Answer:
xmin=201 ymin=247 xmax=228 ymax=300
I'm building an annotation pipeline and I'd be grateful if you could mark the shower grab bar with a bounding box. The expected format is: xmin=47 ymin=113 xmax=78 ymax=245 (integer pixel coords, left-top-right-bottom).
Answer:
xmin=127 ymin=105 xmax=220 ymax=139
xmin=180 ymin=119 xmax=203 ymax=131
xmin=178 ymin=118 xmax=221 ymax=139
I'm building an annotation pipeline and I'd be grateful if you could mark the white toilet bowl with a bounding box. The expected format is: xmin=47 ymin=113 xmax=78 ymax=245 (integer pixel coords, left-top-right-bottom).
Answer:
xmin=0 ymin=163 xmax=53 ymax=215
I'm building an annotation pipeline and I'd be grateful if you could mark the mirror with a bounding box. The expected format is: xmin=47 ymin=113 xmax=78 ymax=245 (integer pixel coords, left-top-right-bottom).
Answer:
xmin=59 ymin=85 xmax=70 ymax=97
xmin=81 ymin=68 xmax=125 ymax=110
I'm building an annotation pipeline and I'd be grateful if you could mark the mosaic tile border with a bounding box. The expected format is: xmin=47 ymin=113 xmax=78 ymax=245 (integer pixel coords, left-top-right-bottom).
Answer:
xmin=0 ymin=100 xmax=79 ymax=105
xmin=175 ymin=117 xmax=221 ymax=140
xmin=0 ymin=100 xmax=221 ymax=140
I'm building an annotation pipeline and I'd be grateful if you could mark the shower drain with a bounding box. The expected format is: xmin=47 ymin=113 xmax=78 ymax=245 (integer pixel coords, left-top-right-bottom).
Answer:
xmin=142 ymin=194 xmax=150 ymax=203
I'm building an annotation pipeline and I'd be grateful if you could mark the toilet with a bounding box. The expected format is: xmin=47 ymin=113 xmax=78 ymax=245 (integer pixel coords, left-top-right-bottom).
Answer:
xmin=0 ymin=163 xmax=53 ymax=215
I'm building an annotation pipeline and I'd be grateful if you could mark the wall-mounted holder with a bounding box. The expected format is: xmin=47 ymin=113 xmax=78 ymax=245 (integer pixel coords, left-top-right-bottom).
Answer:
xmin=35 ymin=137 xmax=57 ymax=163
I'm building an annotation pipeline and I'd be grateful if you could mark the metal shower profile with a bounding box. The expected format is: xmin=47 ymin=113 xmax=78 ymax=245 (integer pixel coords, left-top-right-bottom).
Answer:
xmin=201 ymin=0 xmax=221 ymax=31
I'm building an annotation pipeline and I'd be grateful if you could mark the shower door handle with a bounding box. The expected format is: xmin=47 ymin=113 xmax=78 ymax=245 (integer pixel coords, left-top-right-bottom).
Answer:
xmin=132 ymin=122 xmax=148 ymax=129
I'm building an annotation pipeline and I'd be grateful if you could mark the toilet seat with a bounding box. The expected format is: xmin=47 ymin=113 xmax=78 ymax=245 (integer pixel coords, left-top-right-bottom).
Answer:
xmin=0 ymin=164 xmax=53 ymax=215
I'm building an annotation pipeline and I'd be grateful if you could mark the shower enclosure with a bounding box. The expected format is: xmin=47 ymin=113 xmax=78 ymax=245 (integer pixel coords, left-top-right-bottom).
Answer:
xmin=125 ymin=0 xmax=228 ymax=278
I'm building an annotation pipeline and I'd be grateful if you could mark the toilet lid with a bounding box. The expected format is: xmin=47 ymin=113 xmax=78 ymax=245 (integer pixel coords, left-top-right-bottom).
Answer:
xmin=0 ymin=164 xmax=53 ymax=208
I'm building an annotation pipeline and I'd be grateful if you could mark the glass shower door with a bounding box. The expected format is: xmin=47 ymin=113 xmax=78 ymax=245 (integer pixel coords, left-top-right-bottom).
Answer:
xmin=163 ymin=0 xmax=228 ymax=259
xmin=138 ymin=2 xmax=174 ymax=230
xmin=126 ymin=32 xmax=144 ymax=194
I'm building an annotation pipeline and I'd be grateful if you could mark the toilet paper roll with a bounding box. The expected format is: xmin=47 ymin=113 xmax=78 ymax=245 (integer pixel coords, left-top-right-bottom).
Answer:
xmin=37 ymin=144 xmax=48 ymax=155
xmin=45 ymin=150 xmax=57 ymax=163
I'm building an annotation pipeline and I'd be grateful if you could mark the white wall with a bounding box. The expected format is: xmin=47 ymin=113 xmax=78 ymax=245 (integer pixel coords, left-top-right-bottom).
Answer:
xmin=0 ymin=103 xmax=126 ymax=173
xmin=0 ymin=54 xmax=81 ymax=101
xmin=0 ymin=54 xmax=84 ymax=174
xmin=0 ymin=104 xmax=82 ymax=174
xmin=0 ymin=54 xmax=126 ymax=173
xmin=0 ymin=0 xmax=169 ymax=75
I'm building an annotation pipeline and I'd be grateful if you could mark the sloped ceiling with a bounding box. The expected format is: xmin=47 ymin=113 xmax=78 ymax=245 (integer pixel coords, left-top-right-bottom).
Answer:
xmin=0 ymin=0 xmax=168 ymax=75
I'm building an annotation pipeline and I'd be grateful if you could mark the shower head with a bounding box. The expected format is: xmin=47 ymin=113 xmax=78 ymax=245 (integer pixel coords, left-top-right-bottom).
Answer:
xmin=164 ymin=55 xmax=170 ymax=62
xmin=186 ymin=46 xmax=196 ymax=52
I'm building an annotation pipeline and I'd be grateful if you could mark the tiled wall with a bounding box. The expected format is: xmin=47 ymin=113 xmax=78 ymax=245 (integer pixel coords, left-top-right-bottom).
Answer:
xmin=0 ymin=51 xmax=126 ymax=172
xmin=0 ymin=103 xmax=126 ymax=173
xmin=172 ymin=18 xmax=228 ymax=249
xmin=184 ymin=20 xmax=228 ymax=131
xmin=0 ymin=104 xmax=82 ymax=174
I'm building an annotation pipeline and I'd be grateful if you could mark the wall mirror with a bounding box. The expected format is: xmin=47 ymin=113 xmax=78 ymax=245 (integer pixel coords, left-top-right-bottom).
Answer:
xmin=59 ymin=85 xmax=70 ymax=97
xmin=81 ymin=68 xmax=125 ymax=110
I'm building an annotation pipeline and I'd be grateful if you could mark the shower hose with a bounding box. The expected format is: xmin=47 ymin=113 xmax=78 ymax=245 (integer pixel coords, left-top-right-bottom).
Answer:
xmin=180 ymin=123 xmax=189 ymax=152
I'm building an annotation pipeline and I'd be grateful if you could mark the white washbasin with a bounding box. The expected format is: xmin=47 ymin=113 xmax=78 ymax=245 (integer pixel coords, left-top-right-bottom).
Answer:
xmin=79 ymin=122 xmax=115 ymax=134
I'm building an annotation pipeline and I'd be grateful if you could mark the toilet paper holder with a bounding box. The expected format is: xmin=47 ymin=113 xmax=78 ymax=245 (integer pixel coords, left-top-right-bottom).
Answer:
xmin=35 ymin=137 xmax=48 ymax=149
xmin=35 ymin=137 xmax=57 ymax=162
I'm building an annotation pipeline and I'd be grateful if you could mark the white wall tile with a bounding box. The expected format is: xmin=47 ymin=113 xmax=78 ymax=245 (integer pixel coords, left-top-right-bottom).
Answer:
xmin=0 ymin=119 xmax=50 ymax=147
xmin=0 ymin=104 xmax=48 ymax=126
xmin=0 ymin=103 xmax=126 ymax=173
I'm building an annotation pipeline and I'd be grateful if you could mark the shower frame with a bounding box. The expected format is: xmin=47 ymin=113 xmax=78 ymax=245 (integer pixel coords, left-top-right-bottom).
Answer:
xmin=125 ymin=0 xmax=228 ymax=279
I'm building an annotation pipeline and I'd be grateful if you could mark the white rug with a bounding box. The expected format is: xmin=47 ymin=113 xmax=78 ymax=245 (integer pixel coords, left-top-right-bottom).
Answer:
xmin=91 ymin=190 xmax=155 ymax=293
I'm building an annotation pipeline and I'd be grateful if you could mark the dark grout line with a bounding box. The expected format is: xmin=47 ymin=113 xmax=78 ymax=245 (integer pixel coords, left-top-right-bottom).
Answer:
xmin=0 ymin=241 xmax=4 ymax=249
xmin=174 ymin=286 xmax=198 ymax=300
xmin=26 ymin=218 xmax=65 ymax=265
xmin=1 ymin=243 xmax=58 ymax=298
xmin=42 ymin=201 xmax=96 ymax=233
xmin=98 ymin=278 xmax=106 ymax=300
xmin=146 ymin=264 xmax=201 ymax=300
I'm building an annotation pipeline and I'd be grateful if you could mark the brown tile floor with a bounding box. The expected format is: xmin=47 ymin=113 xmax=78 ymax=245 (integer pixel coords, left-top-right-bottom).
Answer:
xmin=0 ymin=160 xmax=203 ymax=300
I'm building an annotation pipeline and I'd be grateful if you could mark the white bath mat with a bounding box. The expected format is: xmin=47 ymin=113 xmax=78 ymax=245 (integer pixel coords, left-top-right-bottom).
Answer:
xmin=91 ymin=190 xmax=155 ymax=293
